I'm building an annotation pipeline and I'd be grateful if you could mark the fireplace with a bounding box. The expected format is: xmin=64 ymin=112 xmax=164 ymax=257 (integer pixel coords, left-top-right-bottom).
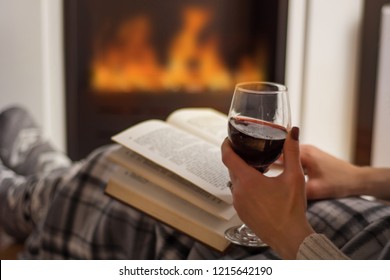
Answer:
xmin=64 ymin=0 xmax=289 ymax=160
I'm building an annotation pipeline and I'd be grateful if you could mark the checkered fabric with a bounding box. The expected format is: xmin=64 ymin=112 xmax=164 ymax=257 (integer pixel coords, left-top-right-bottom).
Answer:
xmin=1 ymin=107 xmax=390 ymax=259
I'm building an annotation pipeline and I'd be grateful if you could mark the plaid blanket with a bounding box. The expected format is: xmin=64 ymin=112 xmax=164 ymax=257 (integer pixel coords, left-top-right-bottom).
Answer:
xmin=1 ymin=144 xmax=386 ymax=260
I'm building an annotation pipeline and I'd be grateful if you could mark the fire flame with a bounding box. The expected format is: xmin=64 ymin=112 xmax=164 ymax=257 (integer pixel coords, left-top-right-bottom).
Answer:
xmin=91 ymin=6 xmax=265 ymax=93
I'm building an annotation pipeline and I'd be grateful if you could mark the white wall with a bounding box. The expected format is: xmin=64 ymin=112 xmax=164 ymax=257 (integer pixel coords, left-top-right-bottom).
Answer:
xmin=0 ymin=0 xmax=44 ymax=122
xmin=297 ymin=0 xmax=363 ymax=161
xmin=0 ymin=0 xmax=363 ymax=161
xmin=371 ymin=5 xmax=390 ymax=167
xmin=285 ymin=0 xmax=307 ymax=127
xmin=0 ymin=0 xmax=65 ymax=152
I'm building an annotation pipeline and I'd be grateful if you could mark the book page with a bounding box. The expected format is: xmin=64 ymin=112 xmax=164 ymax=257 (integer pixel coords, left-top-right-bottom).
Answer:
xmin=108 ymin=147 xmax=236 ymax=220
xmin=112 ymin=119 xmax=232 ymax=204
xmin=166 ymin=108 xmax=228 ymax=146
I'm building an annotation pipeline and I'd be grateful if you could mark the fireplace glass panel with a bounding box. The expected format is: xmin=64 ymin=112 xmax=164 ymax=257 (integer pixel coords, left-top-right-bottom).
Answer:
xmin=64 ymin=0 xmax=288 ymax=160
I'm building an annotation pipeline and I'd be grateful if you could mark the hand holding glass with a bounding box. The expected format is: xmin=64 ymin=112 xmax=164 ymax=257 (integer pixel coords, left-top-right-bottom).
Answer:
xmin=225 ymin=82 xmax=291 ymax=247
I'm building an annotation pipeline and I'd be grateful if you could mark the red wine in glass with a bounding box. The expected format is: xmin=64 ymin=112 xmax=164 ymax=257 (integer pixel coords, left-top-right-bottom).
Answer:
xmin=224 ymin=81 xmax=291 ymax=247
xmin=228 ymin=116 xmax=287 ymax=173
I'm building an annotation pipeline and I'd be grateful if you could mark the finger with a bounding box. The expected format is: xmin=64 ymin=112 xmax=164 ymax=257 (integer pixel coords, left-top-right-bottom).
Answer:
xmin=221 ymin=138 xmax=251 ymax=173
xmin=283 ymin=127 xmax=303 ymax=174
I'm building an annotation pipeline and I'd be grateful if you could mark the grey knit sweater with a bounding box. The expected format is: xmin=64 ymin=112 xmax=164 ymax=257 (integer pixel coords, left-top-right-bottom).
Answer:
xmin=297 ymin=234 xmax=349 ymax=260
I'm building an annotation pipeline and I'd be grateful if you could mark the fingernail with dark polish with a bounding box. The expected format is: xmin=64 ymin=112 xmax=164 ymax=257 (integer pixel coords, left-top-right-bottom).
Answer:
xmin=291 ymin=127 xmax=299 ymax=141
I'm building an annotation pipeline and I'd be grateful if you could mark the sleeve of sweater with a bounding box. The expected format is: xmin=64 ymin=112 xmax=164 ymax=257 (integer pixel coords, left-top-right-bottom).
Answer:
xmin=296 ymin=233 xmax=349 ymax=260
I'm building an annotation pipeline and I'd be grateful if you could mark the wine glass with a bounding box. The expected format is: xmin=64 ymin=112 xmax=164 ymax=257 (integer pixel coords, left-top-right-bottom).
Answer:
xmin=224 ymin=81 xmax=291 ymax=247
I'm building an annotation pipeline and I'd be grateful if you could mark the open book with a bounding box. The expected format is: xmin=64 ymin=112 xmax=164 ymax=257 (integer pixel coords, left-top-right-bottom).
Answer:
xmin=105 ymin=108 xmax=281 ymax=252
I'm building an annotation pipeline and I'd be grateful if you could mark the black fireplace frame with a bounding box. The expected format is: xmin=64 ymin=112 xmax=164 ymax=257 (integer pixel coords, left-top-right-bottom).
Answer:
xmin=64 ymin=0 xmax=289 ymax=160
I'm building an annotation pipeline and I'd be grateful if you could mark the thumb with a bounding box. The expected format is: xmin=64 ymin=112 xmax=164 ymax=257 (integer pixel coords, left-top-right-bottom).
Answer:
xmin=283 ymin=127 xmax=302 ymax=174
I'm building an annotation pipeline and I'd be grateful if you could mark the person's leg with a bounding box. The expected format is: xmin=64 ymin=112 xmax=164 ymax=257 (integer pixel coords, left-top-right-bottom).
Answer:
xmin=17 ymin=144 xmax=196 ymax=259
xmin=0 ymin=106 xmax=71 ymax=177
xmin=0 ymin=160 xmax=65 ymax=241
xmin=307 ymin=197 xmax=390 ymax=259
xmin=0 ymin=106 xmax=71 ymax=241
xmin=0 ymin=107 xmax=190 ymax=259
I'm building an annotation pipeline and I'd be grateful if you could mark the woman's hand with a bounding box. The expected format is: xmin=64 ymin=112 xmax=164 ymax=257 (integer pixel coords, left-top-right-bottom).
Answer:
xmin=301 ymin=145 xmax=390 ymax=200
xmin=221 ymin=127 xmax=315 ymax=259
xmin=300 ymin=145 xmax=362 ymax=200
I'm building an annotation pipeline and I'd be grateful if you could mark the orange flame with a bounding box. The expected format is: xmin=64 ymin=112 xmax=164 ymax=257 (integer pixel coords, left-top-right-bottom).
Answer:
xmin=91 ymin=6 xmax=265 ymax=94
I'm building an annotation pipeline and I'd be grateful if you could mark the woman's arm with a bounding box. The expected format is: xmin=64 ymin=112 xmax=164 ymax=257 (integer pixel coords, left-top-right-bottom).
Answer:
xmin=300 ymin=145 xmax=390 ymax=200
